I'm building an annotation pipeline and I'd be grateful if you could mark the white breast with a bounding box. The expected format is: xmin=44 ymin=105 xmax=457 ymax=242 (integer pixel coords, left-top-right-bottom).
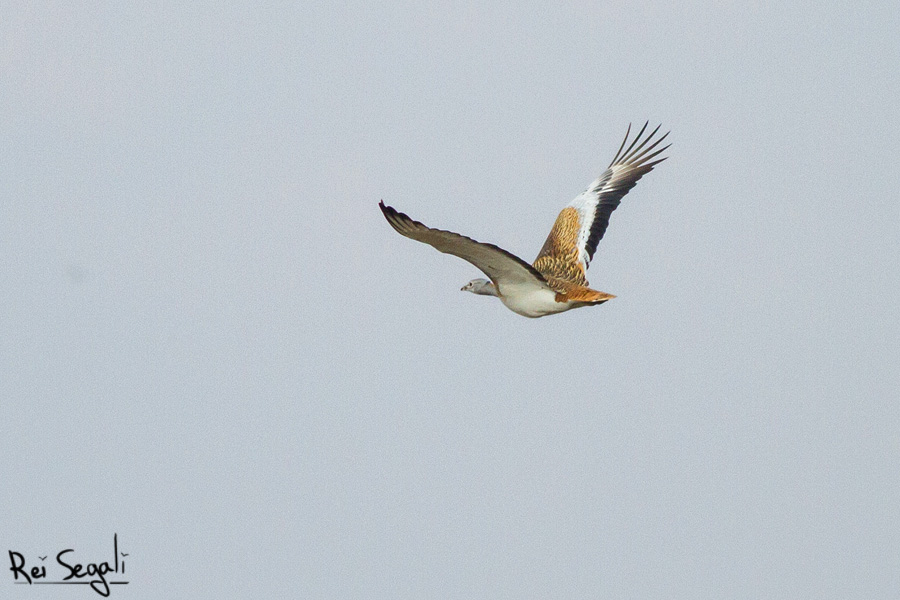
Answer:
xmin=496 ymin=284 xmax=574 ymax=318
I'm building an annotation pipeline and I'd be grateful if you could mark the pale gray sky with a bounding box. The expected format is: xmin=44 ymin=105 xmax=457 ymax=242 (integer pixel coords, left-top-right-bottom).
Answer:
xmin=2 ymin=2 xmax=899 ymax=598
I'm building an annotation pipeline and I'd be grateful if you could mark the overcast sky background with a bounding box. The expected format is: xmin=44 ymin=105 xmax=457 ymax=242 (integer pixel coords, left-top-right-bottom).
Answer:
xmin=2 ymin=2 xmax=899 ymax=598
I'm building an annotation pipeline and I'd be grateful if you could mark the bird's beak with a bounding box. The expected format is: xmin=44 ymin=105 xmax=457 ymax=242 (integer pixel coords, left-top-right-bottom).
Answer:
xmin=460 ymin=285 xmax=466 ymax=291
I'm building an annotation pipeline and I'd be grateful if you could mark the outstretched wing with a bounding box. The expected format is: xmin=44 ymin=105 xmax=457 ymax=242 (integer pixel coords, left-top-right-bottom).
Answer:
xmin=534 ymin=122 xmax=669 ymax=284
xmin=379 ymin=201 xmax=552 ymax=295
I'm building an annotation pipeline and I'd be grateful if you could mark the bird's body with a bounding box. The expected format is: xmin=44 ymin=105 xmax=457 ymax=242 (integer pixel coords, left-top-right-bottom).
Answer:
xmin=501 ymin=286 xmax=602 ymax=318
xmin=379 ymin=123 xmax=669 ymax=318
xmin=471 ymin=279 xmax=572 ymax=318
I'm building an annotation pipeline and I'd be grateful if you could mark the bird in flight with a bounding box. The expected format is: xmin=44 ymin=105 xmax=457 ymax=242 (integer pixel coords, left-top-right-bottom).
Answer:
xmin=379 ymin=122 xmax=669 ymax=318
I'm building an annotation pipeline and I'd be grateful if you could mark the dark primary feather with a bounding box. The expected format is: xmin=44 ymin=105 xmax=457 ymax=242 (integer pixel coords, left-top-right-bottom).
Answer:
xmin=583 ymin=122 xmax=670 ymax=263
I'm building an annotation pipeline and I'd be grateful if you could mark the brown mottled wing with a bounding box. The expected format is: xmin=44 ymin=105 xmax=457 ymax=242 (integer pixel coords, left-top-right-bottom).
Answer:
xmin=379 ymin=201 xmax=552 ymax=294
xmin=533 ymin=207 xmax=589 ymax=291
xmin=535 ymin=122 xmax=670 ymax=285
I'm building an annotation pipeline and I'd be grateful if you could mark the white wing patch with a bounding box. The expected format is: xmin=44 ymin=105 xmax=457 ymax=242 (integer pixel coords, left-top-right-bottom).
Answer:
xmin=570 ymin=173 xmax=611 ymax=270
xmin=565 ymin=123 xmax=670 ymax=271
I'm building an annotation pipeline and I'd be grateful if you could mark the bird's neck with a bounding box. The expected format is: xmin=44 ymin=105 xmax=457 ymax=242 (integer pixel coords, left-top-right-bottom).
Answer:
xmin=477 ymin=282 xmax=498 ymax=296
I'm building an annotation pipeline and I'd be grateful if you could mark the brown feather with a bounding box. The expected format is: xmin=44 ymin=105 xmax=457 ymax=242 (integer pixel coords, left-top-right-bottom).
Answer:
xmin=533 ymin=207 xmax=589 ymax=291
xmin=555 ymin=287 xmax=616 ymax=304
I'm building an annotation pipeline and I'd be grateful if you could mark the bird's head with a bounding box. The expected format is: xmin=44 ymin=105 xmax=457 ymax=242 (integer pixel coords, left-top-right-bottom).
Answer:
xmin=461 ymin=278 xmax=497 ymax=296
